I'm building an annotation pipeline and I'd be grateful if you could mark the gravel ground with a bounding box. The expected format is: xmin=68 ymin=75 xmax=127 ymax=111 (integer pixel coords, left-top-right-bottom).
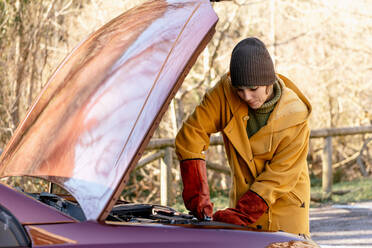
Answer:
xmin=310 ymin=201 xmax=372 ymax=247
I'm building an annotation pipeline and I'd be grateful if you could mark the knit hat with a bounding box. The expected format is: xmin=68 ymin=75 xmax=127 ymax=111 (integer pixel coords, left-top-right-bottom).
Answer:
xmin=230 ymin=37 xmax=275 ymax=88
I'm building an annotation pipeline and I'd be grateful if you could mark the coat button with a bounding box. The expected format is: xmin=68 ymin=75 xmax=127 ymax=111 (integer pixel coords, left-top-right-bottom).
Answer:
xmin=243 ymin=116 xmax=249 ymax=121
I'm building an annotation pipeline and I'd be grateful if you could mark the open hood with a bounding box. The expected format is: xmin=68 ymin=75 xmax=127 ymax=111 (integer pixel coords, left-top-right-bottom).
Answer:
xmin=0 ymin=0 xmax=218 ymax=222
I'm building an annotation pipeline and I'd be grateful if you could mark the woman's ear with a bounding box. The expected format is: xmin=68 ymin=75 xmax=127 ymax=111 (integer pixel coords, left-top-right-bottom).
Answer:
xmin=265 ymin=85 xmax=273 ymax=95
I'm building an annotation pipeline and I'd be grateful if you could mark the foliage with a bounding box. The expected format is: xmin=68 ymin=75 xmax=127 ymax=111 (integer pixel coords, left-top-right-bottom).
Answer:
xmin=0 ymin=0 xmax=81 ymax=146
xmin=1 ymin=176 xmax=49 ymax=193
xmin=121 ymin=162 xmax=162 ymax=204
xmin=173 ymin=189 xmax=231 ymax=214
xmin=311 ymin=177 xmax=372 ymax=205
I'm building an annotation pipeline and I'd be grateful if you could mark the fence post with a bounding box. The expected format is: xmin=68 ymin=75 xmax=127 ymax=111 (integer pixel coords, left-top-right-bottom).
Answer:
xmin=322 ymin=136 xmax=333 ymax=200
xmin=160 ymin=147 xmax=173 ymax=206
xmin=164 ymin=147 xmax=173 ymax=204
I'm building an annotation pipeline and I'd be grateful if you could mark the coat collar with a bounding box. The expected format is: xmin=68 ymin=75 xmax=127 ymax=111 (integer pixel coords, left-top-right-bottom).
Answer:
xmin=267 ymin=75 xmax=312 ymax=133
xmin=221 ymin=73 xmax=311 ymax=134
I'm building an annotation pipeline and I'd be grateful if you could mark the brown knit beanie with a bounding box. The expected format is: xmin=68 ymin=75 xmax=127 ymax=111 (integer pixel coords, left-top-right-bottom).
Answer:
xmin=230 ymin=37 xmax=275 ymax=87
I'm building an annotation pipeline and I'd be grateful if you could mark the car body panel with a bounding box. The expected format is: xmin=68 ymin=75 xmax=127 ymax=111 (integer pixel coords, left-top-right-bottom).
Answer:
xmin=25 ymin=221 xmax=302 ymax=248
xmin=0 ymin=0 xmax=218 ymax=222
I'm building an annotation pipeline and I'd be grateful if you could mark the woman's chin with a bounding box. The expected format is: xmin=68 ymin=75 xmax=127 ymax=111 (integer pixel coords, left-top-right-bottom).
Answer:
xmin=248 ymin=103 xmax=260 ymax=109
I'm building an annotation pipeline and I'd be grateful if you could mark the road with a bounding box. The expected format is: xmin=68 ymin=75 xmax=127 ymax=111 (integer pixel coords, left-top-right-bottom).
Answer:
xmin=310 ymin=201 xmax=372 ymax=247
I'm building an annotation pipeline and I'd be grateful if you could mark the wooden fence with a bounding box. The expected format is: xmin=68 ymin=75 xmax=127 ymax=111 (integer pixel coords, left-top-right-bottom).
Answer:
xmin=140 ymin=125 xmax=372 ymax=205
xmin=311 ymin=126 xmax=372 ymax=199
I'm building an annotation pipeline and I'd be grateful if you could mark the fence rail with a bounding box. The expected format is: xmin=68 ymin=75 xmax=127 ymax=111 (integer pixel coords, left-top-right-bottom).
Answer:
xmin=147 ymin=125 xmax=372 ymax=149
xmin=310 ymin=125 xmax=372 ymax=138
xmin=141 ymin=125 xmax=372 ymax=205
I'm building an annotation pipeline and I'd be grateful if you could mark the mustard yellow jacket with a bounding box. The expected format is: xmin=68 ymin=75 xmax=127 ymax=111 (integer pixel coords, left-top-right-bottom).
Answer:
xmin=175 ymin=73 xmax=312 ymax=235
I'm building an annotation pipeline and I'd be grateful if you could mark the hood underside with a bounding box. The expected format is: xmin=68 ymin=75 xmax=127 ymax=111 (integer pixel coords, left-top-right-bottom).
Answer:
xmin=0 ymin=0 xmax=218 ymax=222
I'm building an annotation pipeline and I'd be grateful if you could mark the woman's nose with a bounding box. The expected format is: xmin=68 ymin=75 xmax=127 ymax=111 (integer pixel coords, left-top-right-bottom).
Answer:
xmin=243 ymin=90 xmax=251 ymax=101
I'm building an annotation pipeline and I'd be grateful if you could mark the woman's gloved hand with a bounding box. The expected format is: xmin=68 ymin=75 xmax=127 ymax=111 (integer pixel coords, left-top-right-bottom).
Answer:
xmin=180 ymin=159 xmax=213 ymax=220
xmin=213 ymin=190 xmax=268 ymax=226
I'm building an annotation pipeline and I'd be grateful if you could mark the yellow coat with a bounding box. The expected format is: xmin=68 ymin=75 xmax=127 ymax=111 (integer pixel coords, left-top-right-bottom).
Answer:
xmin=175 ymin=73 xmax=312 ymax=235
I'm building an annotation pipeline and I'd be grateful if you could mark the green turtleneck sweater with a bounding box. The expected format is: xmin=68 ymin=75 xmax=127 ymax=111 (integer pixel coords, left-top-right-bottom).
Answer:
xmin=246 ymin=80 xmax=282 ymax=138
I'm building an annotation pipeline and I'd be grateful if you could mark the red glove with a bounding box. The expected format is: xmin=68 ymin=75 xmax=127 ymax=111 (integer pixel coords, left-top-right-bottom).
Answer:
xmin=180 ymin=159 xmax=213 ymax=220
xmin=213 ymin=190 xmax=268 ymax=226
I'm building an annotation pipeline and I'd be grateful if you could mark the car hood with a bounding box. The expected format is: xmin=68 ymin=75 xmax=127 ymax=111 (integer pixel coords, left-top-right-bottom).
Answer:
xmin=0 ymin=0 xmax=218 ymax=222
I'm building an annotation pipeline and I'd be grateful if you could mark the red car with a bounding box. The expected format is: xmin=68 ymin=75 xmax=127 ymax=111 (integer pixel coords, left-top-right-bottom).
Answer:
xmin=0 ymin=0 xmax=318 ymax=247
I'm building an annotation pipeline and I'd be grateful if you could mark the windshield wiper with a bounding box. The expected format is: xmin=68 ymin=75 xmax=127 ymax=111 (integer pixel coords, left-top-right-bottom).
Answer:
xmin=25 ymin=191 xmax=86 ymax=221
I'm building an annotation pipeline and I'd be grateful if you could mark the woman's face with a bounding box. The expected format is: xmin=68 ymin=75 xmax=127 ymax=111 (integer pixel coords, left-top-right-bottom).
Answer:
xmin=235 ymin=85 xmax=272 ymax=109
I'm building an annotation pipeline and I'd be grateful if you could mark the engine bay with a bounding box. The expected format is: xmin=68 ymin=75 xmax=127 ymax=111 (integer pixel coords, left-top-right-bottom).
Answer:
xmin=108 ymin=203 xmax=209 ymax=225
